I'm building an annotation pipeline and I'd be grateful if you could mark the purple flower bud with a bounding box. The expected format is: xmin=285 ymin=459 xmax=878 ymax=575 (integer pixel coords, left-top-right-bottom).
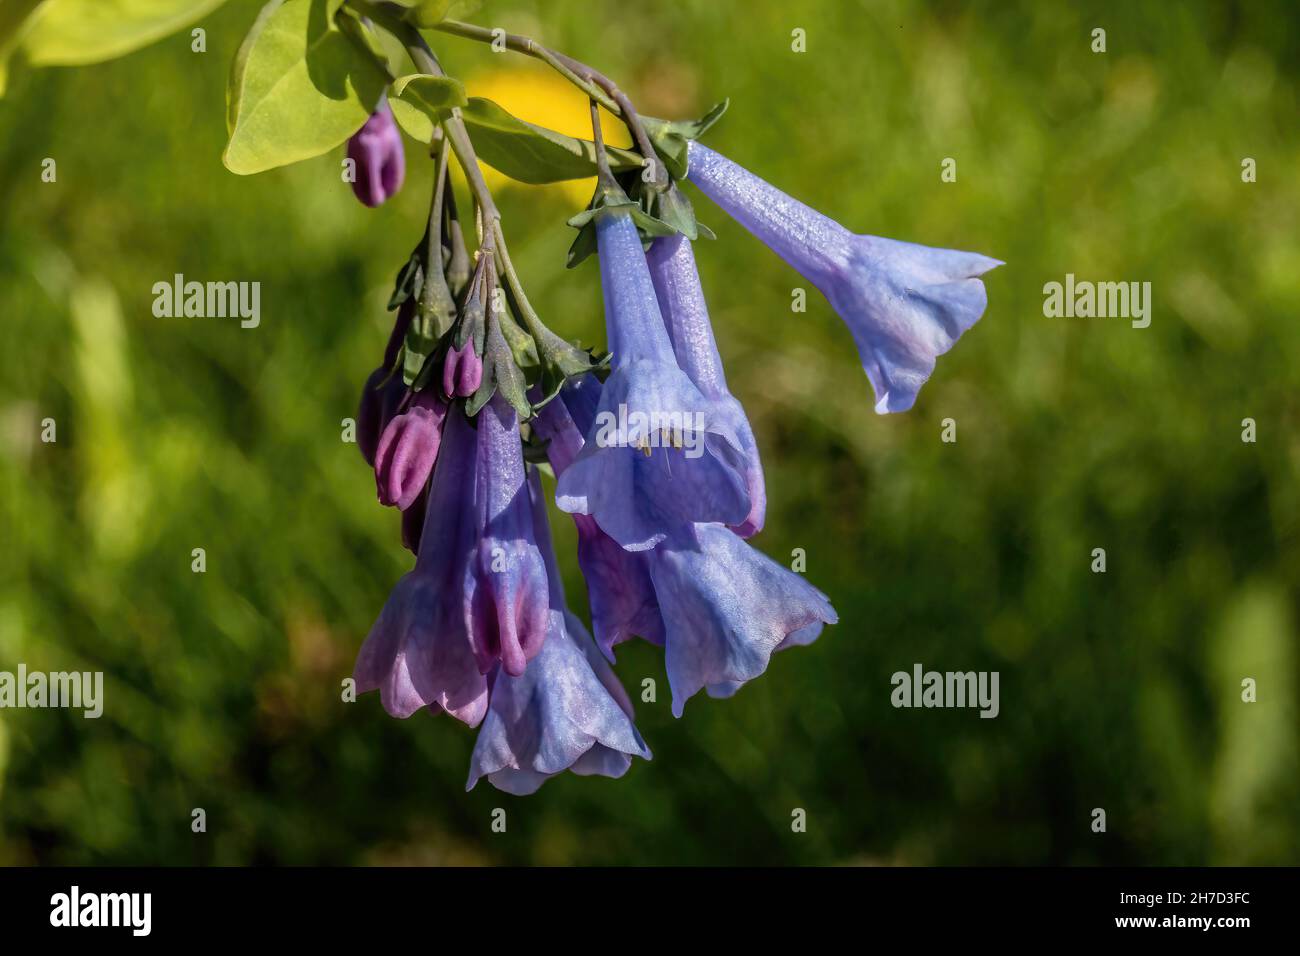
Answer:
xmin=374 ymin=390 xmax=447 ymax=510
xmin=442 ymin=342 xmax=483 ymax=397
xmin=347 ymin=101 xmax=405 ymax=208
xmin=553 ymin=210 xmax=753 ymax=551
xmin=646 ymin=233 xmax=767 ymax=538
xmin=685 ymin=141 xmax=1002 ymax=413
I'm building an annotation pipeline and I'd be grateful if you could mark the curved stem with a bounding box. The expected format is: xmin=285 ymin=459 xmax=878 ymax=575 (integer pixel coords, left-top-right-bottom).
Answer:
xmin=432 ymin=18 xmax=620 ymax=115
xmin=435 ymin=17 xmax=664 ymax=189
xmin=491 ymin=219 xmax=544 ymax=340
xmin=358 ymin=2 xmax=501 ymax=223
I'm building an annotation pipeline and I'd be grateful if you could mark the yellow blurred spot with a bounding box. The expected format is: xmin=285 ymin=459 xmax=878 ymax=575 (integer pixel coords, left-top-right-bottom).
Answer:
xmin=458 ymin=66 xmax=632 ymax=206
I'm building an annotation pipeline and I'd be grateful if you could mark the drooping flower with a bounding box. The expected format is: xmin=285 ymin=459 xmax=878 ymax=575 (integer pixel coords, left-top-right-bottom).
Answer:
xmin=646 ymin=233 xmax=766 ymax=537
xmin=467 ymin=472 xmax=652 ymax=794
xmin=347 ymin=100 xmax=405 ymax=208
xmin=685 ymin=141 xmax=1002 ymax=413
xmin=373 ymin=389 xmax=447 ymax=510
xmin=534 ymin=383 xmax=663 ymax=657
xmin=538 ymin=376 xmax=836 ymax=712
xmin=649 ymin=522 xmax=836 ymax=716
xmin=554 ymin=210 xmax=752 ymax=551
xmin=353 ymin=395 xmax=550 ymax=725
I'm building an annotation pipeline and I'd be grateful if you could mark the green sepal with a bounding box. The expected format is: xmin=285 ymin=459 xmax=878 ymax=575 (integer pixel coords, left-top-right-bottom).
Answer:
xmin=387 ymin=245 xmax=425 ymax=311
xmin=498 ymin=309 xmax=540 ymax=371
xmin=402 ymin=262 xmax=456 ymax=387
xmin=466 ymin=308 xmax=531 ymax=420
xmin=565 ymin=178 xmax=672 ymax=268
xmin=533 ymin=327 xmax=609 ymax=406
xmin=566 ymin=222 xmax=599 ymax=269
xmin=640 ymin=99 xmax=729 ymax=180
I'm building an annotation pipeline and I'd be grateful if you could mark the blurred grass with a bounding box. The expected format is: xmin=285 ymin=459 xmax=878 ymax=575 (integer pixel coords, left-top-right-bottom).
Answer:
xmin=0 ymin=0 xmax=1297 ymax=865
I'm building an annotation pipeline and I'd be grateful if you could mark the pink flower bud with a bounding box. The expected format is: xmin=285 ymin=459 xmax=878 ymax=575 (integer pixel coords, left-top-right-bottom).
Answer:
xmin=442 ymin=342 xmax=483 ymax=397
xmin=347 ymin=102 xmax=405 ymax=207
xmin=374 ymin=391 xmax=447 ymax=510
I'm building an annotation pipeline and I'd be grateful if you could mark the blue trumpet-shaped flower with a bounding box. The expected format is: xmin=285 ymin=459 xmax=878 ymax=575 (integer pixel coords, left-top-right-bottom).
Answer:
xmin=353 ymin=395 xmax=550 ymax=725
xmin=467 ymin=472 xmax=652 ymax=795
xmin=535 ymin=382 xmax=663 ymax=656
xmin=554 ymin=210 xmax=751 ymax=551
xmin=647 ymin=233 xmax=766 ymax=537
xmin=538 ymin=376 xmax=836 ymax=714
xmin=685 ymin=141 xmax=1002 ymax=413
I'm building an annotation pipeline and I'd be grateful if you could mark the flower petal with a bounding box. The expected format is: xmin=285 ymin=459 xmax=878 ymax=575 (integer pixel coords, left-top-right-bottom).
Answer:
xmin=650 ymin=523 xmax=838 ymax=716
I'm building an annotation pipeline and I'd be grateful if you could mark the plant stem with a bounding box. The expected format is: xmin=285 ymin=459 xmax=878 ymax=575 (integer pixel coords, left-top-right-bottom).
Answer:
xmin=491 ymin=219 xmax=545 ymax=341
xmin=348 ymin=2 xmax=562 ymax=351
xmin=434 ymin=17 xmax=665 ymax=189
xmin=357 ymin=2 xmax=501 ymax=224
xmin=432 ymin=19 xmax=619 ymax=113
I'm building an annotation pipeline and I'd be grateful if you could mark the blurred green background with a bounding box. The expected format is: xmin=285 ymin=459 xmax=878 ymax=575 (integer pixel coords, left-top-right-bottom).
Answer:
xmin=1 ymin=0 xmax=1297 ymax=865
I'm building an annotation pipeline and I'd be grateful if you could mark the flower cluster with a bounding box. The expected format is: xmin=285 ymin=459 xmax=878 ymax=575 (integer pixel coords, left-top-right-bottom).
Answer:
xmin=346 ymin=90 xmax=999 ymax=794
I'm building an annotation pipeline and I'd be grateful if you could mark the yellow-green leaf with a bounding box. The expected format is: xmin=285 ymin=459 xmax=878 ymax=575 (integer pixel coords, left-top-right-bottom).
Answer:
xmin=391 ymin=72 xmax=465 ymax=127
xmin=23 ymin=0 xmax=227 ymax=67
xmin=395 ymin=0 xmax=480 ymax=28
xmin=223 ymin=0 xmax=388 ymax=176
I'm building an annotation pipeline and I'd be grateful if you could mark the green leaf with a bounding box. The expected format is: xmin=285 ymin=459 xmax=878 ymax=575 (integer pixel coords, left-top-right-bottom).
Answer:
xmin=641 ymin=99 xmax=729 ymax=179
xmin=22 ymin=0 xmax=227 ymax=67
xmin=397 ymin=0 xmax=481 ymax=28
xmin=223 ymin=0 xmax=389 ymax=176
xmin=458 ymin=97 xmax=641 ymax=184
xmin=390 ymin=73 xmax=465 ymax=133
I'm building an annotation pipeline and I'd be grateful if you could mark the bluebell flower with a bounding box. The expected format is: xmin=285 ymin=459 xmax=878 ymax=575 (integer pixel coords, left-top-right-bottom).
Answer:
xmin=554 ymin=210 xmax=752 ymax=551
xmin=353 ymin=395 xmax=550 ymax=725
xmin=539 ymin=376 xmax=836 ymax=711
xmin=685 ymin=141 xmax=1002 ymax=413
xmin=650 ymin=523 xmax=835 ymax=716
xmin=467 ymin=472 xmax=652 ymax=795
xmin=646 ymin=233 xmax=766 ymax=537
xmin=535 ymin=385 xmax=663 ymax=659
